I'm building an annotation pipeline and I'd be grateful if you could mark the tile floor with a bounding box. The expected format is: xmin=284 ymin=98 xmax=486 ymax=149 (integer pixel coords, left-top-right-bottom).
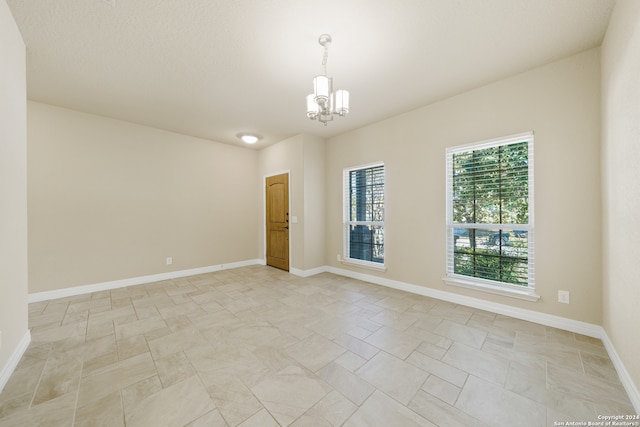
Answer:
xmin=0 ymin=265 xmax=636 ymax=426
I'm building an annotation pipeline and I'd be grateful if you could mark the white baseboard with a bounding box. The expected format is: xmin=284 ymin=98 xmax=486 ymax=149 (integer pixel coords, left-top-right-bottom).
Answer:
xmin=24 ymin=262 xmax=639 ymax=413
xmin=600 ymin=331 xmax=640 ymax=413
xmin=27 ymin=259 xmax=262 ymax=303
xmin=290 ymin=266 xmax=328 ymax=278
xmin=326 ymin=266 xmax=602 ymax=337
xmin=322 ymin=265 xmax=639 ymax=414
xmin=0 ymin=330 xmax=31 ymax=394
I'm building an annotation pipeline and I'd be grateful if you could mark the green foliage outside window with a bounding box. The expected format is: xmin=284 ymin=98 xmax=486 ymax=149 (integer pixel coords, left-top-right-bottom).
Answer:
xmin=451 ymin=141 xmax=530 ymax=286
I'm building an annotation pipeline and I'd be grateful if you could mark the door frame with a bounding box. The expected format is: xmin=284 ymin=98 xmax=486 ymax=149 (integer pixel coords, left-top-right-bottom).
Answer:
xmin=263 ymin=170 xmax=291 ymax=270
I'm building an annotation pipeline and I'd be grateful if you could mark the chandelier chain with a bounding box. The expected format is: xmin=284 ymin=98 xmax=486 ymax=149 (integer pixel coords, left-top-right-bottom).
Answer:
xmin=322 ymin=44 xmax=329 ymax=75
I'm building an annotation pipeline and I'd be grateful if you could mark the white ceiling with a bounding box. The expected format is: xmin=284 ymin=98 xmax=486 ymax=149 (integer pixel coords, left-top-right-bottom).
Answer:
xmin=7 ymin=0 xmax=615 ymax=149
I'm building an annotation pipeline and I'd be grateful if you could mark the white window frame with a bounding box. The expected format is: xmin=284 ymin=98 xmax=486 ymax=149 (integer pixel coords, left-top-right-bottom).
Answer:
xmin=342 ymin=162 xmax=386 ymax=271
xmin=444 ymin=132 xmax=538 ymax=301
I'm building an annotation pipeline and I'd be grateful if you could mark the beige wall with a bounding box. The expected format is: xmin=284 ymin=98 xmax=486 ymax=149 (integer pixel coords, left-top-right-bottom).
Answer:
xmin=0 ymin=0 xmax=29 ymax=381
xmin=302 ymin=135 xmax=326 ymax=270
xmin=27 ymin=102 xmax=259 ymax=293
xmin=326 ymin=48 xmax=603 ymax=324
xmin=601 ymin=0 xmax=640 ymax=397
xmin=257 ymin=134 xmax=326 ymax=272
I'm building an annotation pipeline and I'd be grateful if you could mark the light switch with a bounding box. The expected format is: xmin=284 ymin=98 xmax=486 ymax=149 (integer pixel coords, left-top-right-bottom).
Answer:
xmin=291 ymin=216 xmax=298 ymax=223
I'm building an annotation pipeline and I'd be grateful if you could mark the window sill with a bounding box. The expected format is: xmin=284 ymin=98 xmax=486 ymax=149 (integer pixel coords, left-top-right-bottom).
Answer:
xmin=443 ymin=276 xmax=540 ymax=302
xmin=341 ymin=258 xmax=387 ymax=272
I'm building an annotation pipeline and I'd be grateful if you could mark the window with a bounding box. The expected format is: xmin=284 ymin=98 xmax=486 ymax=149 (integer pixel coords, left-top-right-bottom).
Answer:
xmin=445 ymin=132 xmax=535 ymax=298
xmin=343 ymin=163 xmax=385 ymax=268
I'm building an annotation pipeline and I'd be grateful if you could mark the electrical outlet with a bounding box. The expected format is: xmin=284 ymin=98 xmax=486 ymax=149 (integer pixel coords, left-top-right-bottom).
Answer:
xmin=166 ymin=257 xmax=172 ymax=265
xmin=337 ymin=254 xmax=341 ymax=262
xmin=558 ymin=290 xmax=570 ymax=304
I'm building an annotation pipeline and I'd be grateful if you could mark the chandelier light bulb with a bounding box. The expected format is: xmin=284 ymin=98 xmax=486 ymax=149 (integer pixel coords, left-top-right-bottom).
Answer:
xmin=334 ymin=90 xmax=349 ymax=115
xmin=313 ymin=75 xmax=330 ymax=106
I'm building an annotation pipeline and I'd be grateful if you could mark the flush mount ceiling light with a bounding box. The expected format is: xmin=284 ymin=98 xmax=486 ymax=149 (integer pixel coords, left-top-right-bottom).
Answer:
xmin=306 ymin=34 xmax=350 ymax=126
xmin=237 ymin=133 xmax=261 ymax=144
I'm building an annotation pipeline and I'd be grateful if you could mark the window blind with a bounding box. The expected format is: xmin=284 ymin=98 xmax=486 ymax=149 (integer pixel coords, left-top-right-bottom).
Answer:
xmin=343 ymin=163 xmax=385 ymax=265
xmin=446 ymin=133 xmax=534 ymax=289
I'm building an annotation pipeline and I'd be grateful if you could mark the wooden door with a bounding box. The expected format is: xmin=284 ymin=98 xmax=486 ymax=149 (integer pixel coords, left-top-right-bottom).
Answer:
xmin=266 ymin=173 xmax=289 ymax=271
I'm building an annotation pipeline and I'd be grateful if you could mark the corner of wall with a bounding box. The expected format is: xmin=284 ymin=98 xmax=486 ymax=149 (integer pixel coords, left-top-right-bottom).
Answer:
xmin=0 ymin=0 xmax=29 ymax=393
xmin=600 ymin=0 xmax=640 ymax=412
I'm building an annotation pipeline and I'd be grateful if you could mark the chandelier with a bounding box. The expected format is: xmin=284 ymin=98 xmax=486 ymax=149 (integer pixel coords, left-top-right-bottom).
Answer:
xmin=306 ymin=34 xmax=350 ymax=125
